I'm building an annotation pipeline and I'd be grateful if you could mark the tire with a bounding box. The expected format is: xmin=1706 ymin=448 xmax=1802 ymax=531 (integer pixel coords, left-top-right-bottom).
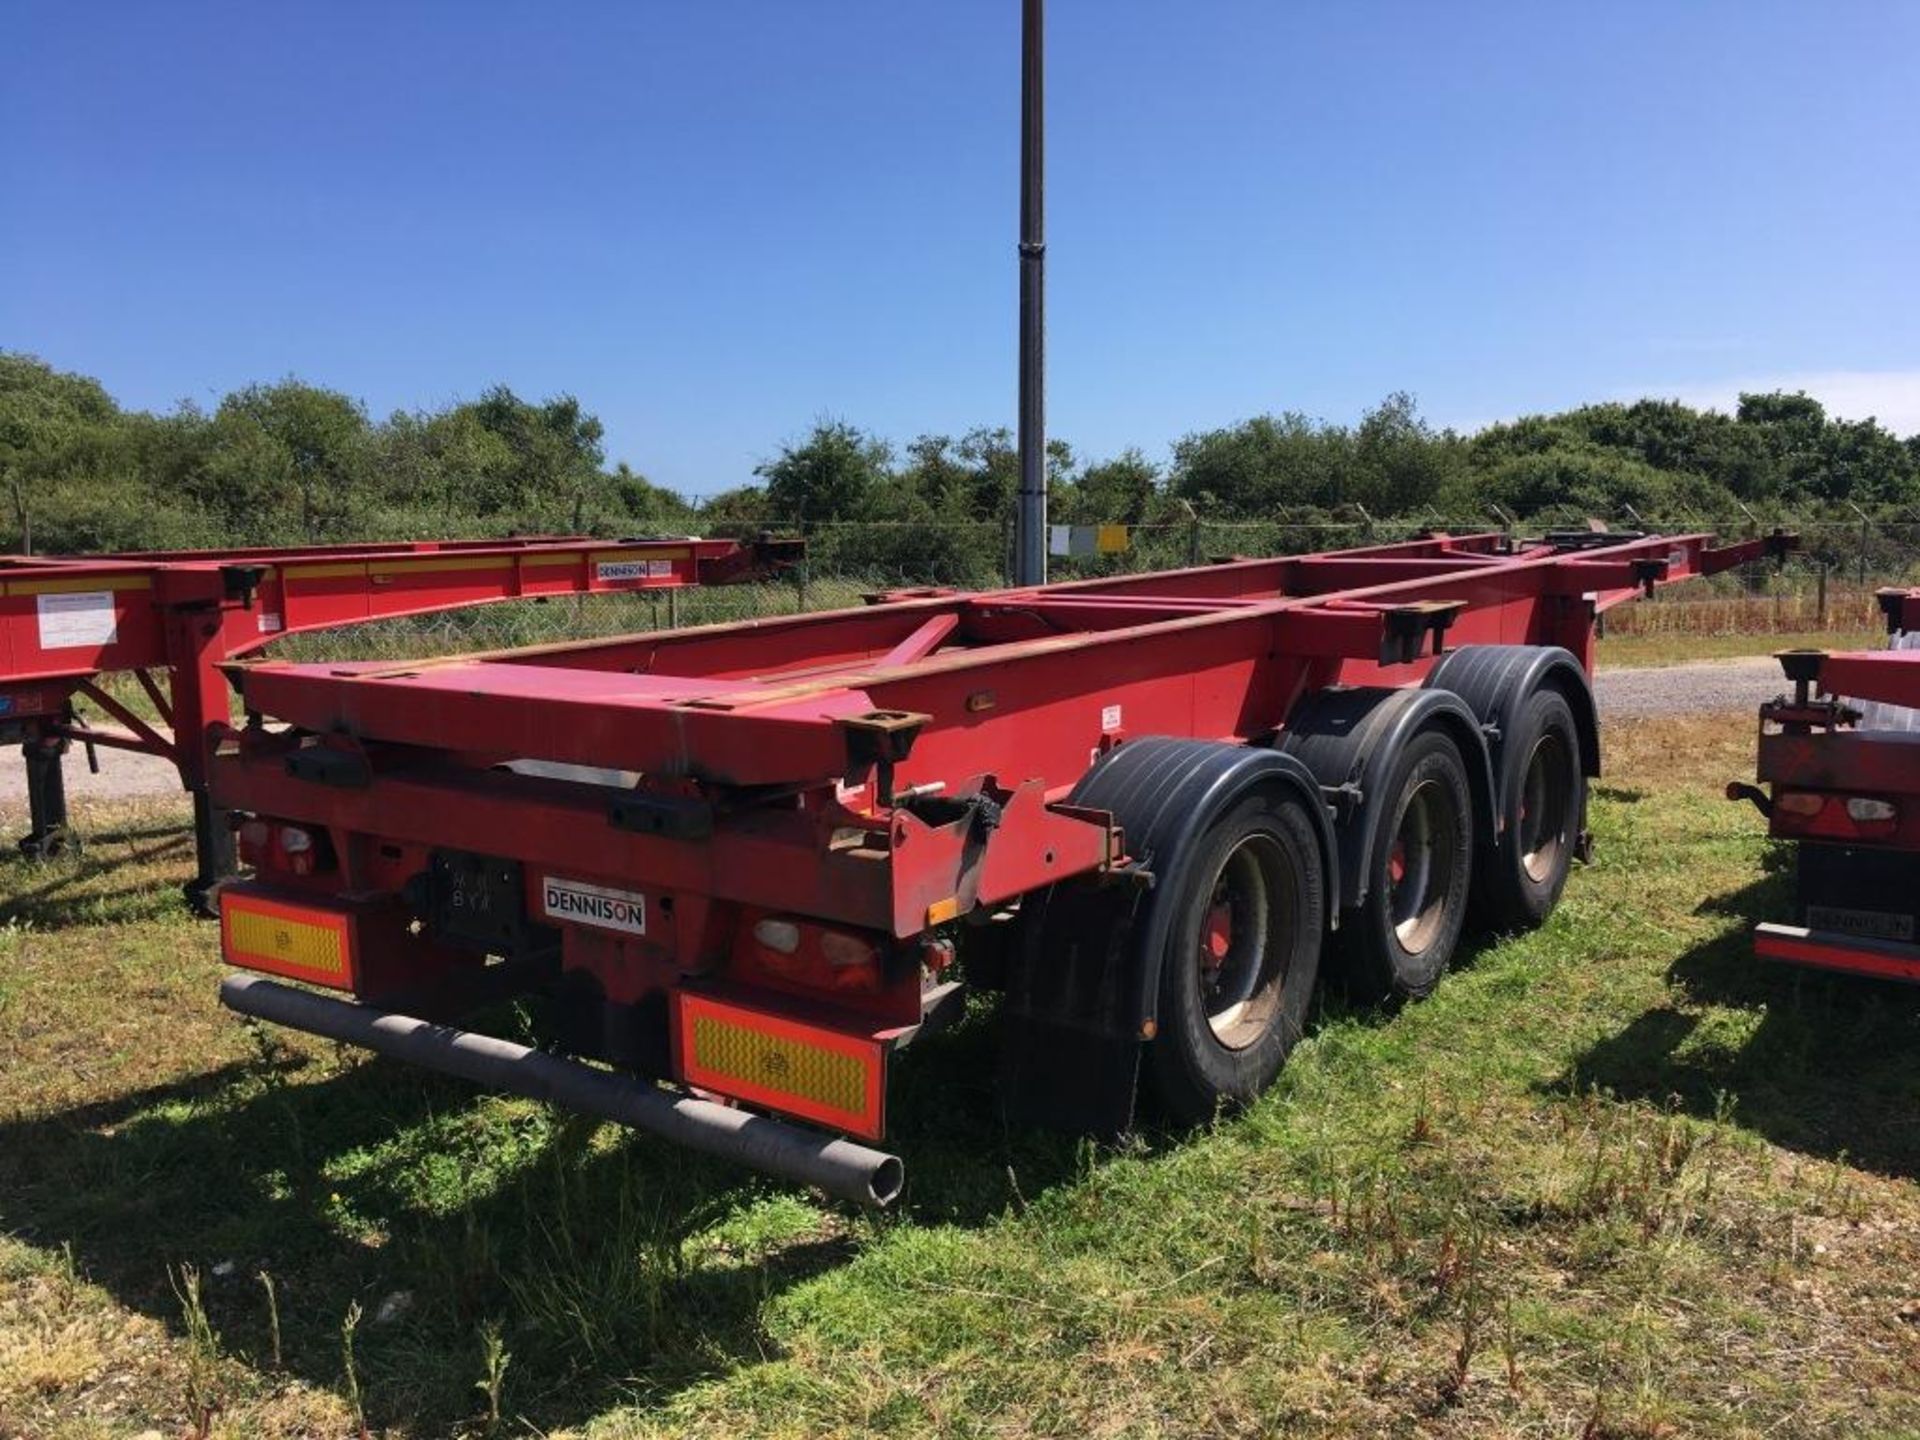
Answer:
xmin=1473 ymin=686 xmax=1584 ymax=931
xmin=1341 ymin=729 xmax=1474 ymax=1001
xmin=1147 ymin=788 xmax=1325 ymax=1124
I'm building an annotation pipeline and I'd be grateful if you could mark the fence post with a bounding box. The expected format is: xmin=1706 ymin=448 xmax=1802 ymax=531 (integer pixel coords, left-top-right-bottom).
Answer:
xmin=1817 ymin=562 xmax=1828 ymax=629
xmin=1188 ymin=516 xmax=1202 ymax=566
xmin=667 ymin=588 xmax=679 ymax=629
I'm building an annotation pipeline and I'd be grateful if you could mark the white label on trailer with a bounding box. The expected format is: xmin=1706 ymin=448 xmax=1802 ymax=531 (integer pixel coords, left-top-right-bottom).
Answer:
xmin=541 ymin=875 xmax=647 ymax=935
xmin=597 ymin=559 xmax=674 ymax=582
xmin=258 ymin=612 xmax=284 ymax=634
xmin=1100 ymin=703 xmax=1123 ymax=732
xmin=36 ymin=590 xmax=117 ymax=649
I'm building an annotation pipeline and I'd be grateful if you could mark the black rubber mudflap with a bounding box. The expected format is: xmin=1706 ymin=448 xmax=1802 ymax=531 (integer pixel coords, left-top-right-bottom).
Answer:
xmin=999 ymin=875 xmax=1145 ymax=1136
xmin=1424 ymin=644 xmax=1600 ymax=783
xmin=1796 ymin=841 xmax=1920 ymax=937
xmin=1000 ymin=737 xmax=1335 ymax=1136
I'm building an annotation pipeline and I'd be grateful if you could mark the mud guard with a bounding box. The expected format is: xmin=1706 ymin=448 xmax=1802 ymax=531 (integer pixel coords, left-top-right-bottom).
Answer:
xmin=999 ymin=739 xmax=1336 ymax=1135
xmin=1424 ymin=645 xmax=1601 ymax=812
xmin=1279 ymin=686 xmax=1498 ymax=911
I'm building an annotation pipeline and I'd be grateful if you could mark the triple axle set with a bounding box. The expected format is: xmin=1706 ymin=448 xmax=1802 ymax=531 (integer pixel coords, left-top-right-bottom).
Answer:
xmin=204 ymin=527 xmax=1786 ymax=1203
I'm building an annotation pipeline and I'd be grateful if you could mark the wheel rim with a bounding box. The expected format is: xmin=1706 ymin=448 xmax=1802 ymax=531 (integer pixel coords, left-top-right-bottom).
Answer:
xmin=1387 ymin=779 xmax=1459 ymax=953
xmin=1194 ymin=833 xmax=1290 ymax=1050
xmin=1518 ymin=732 xmax=1573 ymax=883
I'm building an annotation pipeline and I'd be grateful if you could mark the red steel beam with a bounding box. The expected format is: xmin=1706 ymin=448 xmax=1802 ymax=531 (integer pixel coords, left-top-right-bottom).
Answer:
xmin=1 ymin=535 xmax=790 ymax=687
xmin=2 ymin=535 xmax=800 ymax=784
xmin=1813 ymin=649 xmax=1920 ymax=712
xmin=1756 ymin=923 xmax=1920 ymax=985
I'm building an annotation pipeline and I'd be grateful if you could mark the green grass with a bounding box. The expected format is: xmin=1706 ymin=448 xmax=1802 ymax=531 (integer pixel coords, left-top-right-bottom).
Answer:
xmin=1595 ymin=628 xmax=1880 ymax=669
xmin=4 ymin=718 xmax=1920 ymax=1437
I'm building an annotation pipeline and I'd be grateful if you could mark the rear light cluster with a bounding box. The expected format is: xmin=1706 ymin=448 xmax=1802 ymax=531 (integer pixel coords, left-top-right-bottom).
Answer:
xmin=236 ymin=816 xmax=335 ymax=876
xmin=1771 ymin=790 xmax=1899 ymax=840
xmin=744 ymin=914 xmax=884 ymax=993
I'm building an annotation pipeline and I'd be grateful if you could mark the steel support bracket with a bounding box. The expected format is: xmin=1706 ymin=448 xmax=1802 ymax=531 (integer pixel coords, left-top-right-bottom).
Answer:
xmin=1378 ymin=601 xmax=1464 ymax=666
xmin=285 ymin=744 xmax=373 ymax=788
xmin=607 ymin=790 xmax=715 ymax=840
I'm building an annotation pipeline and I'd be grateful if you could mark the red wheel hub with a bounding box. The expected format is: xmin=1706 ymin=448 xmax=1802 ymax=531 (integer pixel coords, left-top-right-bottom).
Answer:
xmin=1204 ymin=902 xmax=1233 ymax=963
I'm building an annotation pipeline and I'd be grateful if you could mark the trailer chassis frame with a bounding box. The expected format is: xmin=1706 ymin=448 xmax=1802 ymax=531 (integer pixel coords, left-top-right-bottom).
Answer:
xmin=206 ymin=527 xmax=1788 ymax=1198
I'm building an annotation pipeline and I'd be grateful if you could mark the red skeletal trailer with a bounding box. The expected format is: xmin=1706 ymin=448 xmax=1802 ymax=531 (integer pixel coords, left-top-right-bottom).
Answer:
xmin=0 ymin=534 xmax=800 ymax=904
xmin=207 ymin=527 xmax=1789 ymax=1204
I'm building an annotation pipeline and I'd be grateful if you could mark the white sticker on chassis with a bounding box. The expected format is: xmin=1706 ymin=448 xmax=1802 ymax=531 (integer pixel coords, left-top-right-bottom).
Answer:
xmin=541 ymin=875 xmax=647 ymax=935
xmin=36 ymin=590 xmax=117 ymax=649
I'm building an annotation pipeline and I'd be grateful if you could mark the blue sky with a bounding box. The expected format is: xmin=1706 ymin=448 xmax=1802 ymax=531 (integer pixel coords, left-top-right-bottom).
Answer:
xmin=5 ymin=1 xmax=1917 ymax=495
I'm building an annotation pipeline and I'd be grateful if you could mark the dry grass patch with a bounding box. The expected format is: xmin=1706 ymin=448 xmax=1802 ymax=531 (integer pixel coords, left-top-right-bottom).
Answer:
xmin=1 ymin=719 xmax=1918 ymax=1437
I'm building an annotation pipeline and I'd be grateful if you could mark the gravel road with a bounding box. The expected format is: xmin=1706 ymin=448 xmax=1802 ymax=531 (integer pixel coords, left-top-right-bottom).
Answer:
xmin=0 ymin=741 xmax=181 ymax=816
xmin=0 ymin=656 xmax=1793 ymax=822
xmin=1592 ymin=655 xmax=1785 ymax=719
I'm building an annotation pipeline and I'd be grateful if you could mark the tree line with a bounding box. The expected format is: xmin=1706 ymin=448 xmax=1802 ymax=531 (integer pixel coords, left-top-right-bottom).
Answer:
xmin=5 ymin=349 xmax=1917 ymax=582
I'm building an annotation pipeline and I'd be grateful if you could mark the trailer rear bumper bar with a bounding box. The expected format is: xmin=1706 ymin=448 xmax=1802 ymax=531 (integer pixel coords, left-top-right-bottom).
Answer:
xmin=218 ymin=973 xmax=905 ymax=1207
xmin=1753 ymin=922 xmax=1920 ymax=985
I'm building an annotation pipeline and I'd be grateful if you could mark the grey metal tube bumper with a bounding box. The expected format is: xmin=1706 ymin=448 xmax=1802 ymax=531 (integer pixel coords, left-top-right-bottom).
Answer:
xmin=219 ymin=973 xmax=904 ymax=1207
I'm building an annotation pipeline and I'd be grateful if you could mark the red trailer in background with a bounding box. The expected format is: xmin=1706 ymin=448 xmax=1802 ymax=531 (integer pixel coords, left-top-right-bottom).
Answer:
xmin=0 ymin=534 xmax=801 ymax=904
xmin=204 ymin=526 xmax=1791 ymax=1204
xmin=1731 ymin=589 xmax=1920 ymax=984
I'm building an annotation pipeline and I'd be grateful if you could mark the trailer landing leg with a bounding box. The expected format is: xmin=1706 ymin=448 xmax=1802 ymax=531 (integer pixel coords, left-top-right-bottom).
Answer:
xmin=184 ymin=791 xmax=236 ymax=916
xmin=18 ymin=735 xmax=71 ymax=859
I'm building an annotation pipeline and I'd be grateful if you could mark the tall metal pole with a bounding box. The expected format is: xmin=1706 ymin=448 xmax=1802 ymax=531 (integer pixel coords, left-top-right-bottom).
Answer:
xmin=1014 ymin=0 xmax=1047 ymax=585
